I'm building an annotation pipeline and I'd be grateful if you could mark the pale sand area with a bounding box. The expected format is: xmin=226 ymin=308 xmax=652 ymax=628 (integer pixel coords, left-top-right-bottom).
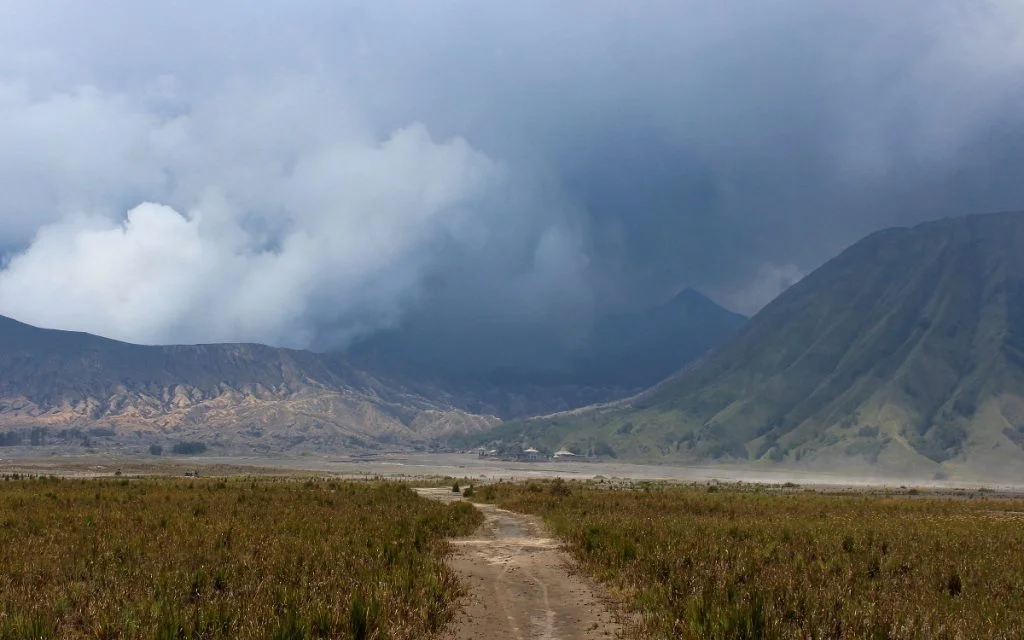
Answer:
xmin=2 ymin=450 xmax=1023 ymax=494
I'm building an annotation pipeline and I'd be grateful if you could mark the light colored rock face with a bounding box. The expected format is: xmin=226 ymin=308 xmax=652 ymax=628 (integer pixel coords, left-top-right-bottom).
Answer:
xmin=0 ymin=385 xmax=500 ymax=452
xmin=0 ymin=314 xmax=500 ymax=452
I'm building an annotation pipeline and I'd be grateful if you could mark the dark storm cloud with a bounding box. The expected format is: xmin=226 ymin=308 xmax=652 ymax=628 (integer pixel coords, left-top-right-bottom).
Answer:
xmin=0 ymin=0 xmax=1022 ymax=347
xmin=347 ymin=0 xmax=1024 ymax=307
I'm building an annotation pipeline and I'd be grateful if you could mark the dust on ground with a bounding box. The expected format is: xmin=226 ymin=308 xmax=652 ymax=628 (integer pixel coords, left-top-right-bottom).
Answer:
xmin=4 ymin=451 xmax=1024 ymax=496
xmin=416 ymin=488 xmax=620 ymax=640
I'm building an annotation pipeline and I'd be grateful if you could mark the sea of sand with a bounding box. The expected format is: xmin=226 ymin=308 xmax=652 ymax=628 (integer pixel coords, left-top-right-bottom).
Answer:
xmin=2 ymin=449 xmax=1023 ymax=495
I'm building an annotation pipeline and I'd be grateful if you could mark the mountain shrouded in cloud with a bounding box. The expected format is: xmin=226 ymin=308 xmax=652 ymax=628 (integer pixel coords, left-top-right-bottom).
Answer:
xmin=0 ymin=313 xmax=500 ymax=449
xmin=468 ymin=211 xmax=1024 ymax=479
xmin=1 ymin=1 xmax=1024 ymax=356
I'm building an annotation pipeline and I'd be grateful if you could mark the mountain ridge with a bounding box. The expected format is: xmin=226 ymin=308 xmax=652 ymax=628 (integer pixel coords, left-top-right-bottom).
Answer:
xmin=344 ymin=287 xmax=745 ymax=417
xmin=470 ymin=211 xmax=1024 ymax=480
xmin=0 ymin=285 xmax=742 ymax=453
xmin=0 ymin=314 xmax=499 ymax=452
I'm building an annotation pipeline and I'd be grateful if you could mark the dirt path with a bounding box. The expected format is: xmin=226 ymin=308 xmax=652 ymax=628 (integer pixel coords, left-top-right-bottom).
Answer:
xmin=416 ymin=488 xmax=620 ymax=640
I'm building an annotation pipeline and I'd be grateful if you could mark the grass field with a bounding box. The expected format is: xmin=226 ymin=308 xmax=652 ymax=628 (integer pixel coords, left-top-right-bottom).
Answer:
xmin=478 ymin=480 xmax=1024 ymax=639
xmin=0 ymin=475 xmax=481 ymax=639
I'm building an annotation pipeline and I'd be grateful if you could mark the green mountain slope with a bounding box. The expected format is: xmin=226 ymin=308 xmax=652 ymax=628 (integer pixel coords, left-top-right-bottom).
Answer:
xmin=476 ymin=211 xmax=1024 ymax=479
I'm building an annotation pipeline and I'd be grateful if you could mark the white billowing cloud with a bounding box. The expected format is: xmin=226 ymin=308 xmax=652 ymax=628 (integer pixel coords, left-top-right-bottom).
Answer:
xmin=0 ymin=82 xmax=166 ymax=240
xmin=0 ymin=84 xmax=506 ymax=345
xmin=1 ymin=0 xmax=1024 ymax=352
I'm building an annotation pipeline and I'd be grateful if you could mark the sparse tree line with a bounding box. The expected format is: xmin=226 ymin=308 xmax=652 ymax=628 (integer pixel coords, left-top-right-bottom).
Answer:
xmin=0 ymin=427 xmax=209 ymax=456
xmin=0 ymin=426 xmax=108 ymax=447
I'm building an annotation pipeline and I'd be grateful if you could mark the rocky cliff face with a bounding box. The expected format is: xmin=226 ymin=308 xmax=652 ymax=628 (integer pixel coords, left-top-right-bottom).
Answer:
xmin=0 ymin=316 xmax=497 ymax=452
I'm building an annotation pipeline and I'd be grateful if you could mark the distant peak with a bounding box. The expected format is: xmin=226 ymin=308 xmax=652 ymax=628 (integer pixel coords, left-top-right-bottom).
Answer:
xmin=658 ymin=287 xmax=746 ymax=320
xmin=670 ymin=287 xmax=710 ymax=303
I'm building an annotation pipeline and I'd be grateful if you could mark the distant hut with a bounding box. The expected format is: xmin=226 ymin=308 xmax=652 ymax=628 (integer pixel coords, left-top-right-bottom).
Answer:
xmin=553 ymin=449 xmax=577 ymax=461
xmin=522 ymin=447 xmax=540 ymax=461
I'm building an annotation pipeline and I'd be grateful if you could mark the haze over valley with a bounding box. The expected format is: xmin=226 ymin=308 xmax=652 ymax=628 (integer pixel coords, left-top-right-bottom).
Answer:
xmin=476 ymin=212 xmax=1024 ymax=481
xmin=3 ymin=1 xmax=1024 ymax=484
xmin=9 ymin=5 xmax=1024 ymax=639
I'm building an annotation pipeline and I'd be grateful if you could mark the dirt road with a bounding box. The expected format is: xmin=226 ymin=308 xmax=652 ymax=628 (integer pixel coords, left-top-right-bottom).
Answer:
xmin=415 ymin=488 xmax=620 ymax=640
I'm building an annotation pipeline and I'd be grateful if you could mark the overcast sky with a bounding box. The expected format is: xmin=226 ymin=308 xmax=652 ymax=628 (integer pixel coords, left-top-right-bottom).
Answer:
xmin=0 ymin=1 xmax=1022 ymax=348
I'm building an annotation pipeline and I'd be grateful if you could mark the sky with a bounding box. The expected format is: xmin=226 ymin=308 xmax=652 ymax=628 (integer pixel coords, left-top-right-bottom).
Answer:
xmin=0 ymin=1 xmax=1023 ymax=350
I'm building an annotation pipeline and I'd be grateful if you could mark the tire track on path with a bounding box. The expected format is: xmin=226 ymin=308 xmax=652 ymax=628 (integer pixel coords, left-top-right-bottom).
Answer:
xmin=415 ymin=488 xmax=621 ymax=640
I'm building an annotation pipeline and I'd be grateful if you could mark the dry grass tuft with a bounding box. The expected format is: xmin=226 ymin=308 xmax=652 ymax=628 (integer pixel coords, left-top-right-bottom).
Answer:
xmin=0 ymin=476 xmax=481 ymax=639
xmin=480 ymin=480 xmax=1024 ymax=639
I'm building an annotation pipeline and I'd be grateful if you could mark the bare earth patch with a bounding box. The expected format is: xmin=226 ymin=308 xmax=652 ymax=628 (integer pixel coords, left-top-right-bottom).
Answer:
xmin=416 ymin=488 xmax=620 ymax=640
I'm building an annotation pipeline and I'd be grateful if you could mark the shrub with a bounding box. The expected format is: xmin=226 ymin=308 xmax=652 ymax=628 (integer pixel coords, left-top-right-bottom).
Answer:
xmin=149 ymin=444 xmax=163 ymax=456
xmin=948 ymin=571 xmax=963 ymax=597
xmin=549 ymin=478 xmax=571 ymax=497
xmin=171 ymin=441 xmax=207 ymax=455
xmin=857 ymin=425 xmax=880 ymax=438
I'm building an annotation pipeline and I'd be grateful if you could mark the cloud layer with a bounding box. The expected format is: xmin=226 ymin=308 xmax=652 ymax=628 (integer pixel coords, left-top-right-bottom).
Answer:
xmin=1 ymin=1 xmax=1023 ymax=348
xmin=0 ymin=112 xmax=501 ymax=345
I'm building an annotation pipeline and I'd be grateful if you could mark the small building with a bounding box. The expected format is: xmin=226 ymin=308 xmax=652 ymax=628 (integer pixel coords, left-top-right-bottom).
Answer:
xmin=553 ymin=449 xmax=577 ymax=460
xmin=522 ymin=447 xmax=540 ymax=461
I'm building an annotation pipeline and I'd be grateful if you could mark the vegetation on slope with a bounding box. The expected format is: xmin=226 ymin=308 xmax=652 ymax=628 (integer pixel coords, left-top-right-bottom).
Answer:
xmin=478 ymin=480 xmax=1024 ymax=639
xmin=0 ymin=477 xmax=481 ymax=639
xmin=474 ymin=212 xmax=1024 ymax=475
